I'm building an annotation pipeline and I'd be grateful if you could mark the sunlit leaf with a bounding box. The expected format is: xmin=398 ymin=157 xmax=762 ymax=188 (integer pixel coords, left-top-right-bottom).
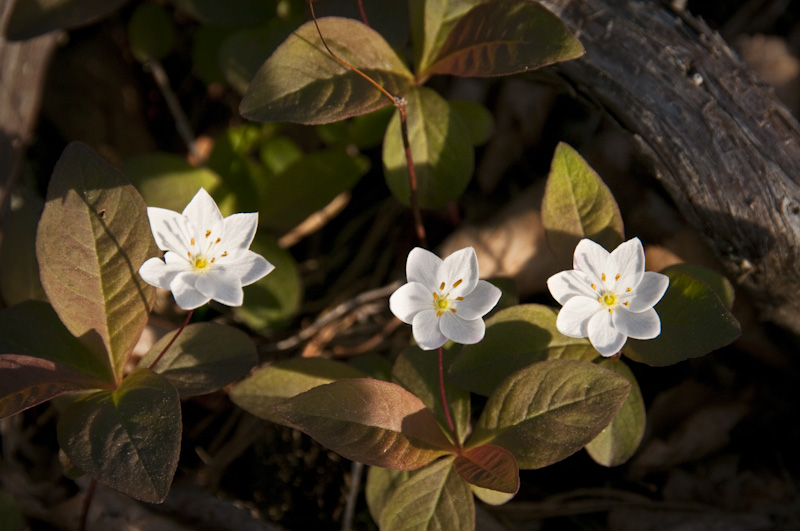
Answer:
xmin=379 ymin=457 xmax=474 ymax=531
xmin=664 ymin=263 xmax=735 ymax=309
xmin=230 ymin=357 xmax=365 ymax=425
xmin=36 ymin=143 xmax=157 ymax=383
xmin=316 ymin=106 xmax=395 ymax=150
xmin=392 ymin=346 xmax=470 ymax=445
xmin=207 ymin=125 xmax=271 ymax=214
xmin=366 ymin=466 xmax=411 ymax=523
xmin=584 ymin=358 xmax=645 ymax=466
xmin=232 ymin=233 xmax=302 ymax=331
xmin=0 ymin=189 xmax=46 ymax=306
xmin=169 ymin=0 xmax=275 ymax=26
xmin=453 ymin=445 xmax=519 ymax=494
xmin=383 ymin=86 xmax=474 ymax=208
xmin=137 ymin=323 xmax=256 ymax=398
xmin=409 ymin=0 xmax=483 ymax=76
xmin=542 ymin=142 xmax=624 ymax=266
xmin=471 ymin=359 xmax=630 ymax=469
xmin=625 ymin=269 xmax=741 ymax=366
xmin=259 ymin=136 xmax=303 ymax=175
xmin=260 ymin=149 xmax=368 ymax=232
xmin=423 ymin=0 xmax=584 ymax=78
xmin=449 ymin=304 xmax=597 ymax=397
xmin=241 ymin=17 xmax=413 ymax=124
xmin=0 ymin=355 xmax=110 ymax=420
xmin=449 ymin=100 xmax=494 ymax=146
xmin=0 ymin=301 xmax=113 ymax=383
xmin=470 ymin=484 xmax=515 ymax=506
xmin=128 ymin=3 xmax=175 ymax=63
xmin=275 ymin=379 xmax=456 ymax=470
xmin=4 ymin=0 xmax=127 ymax=41
xmin=57 ymin=369 xmax=181 ymax=503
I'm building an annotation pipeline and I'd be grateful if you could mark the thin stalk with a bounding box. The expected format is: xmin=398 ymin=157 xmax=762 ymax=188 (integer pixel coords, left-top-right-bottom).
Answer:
xmin=356 ymin=0 xmax=370 ymax=26
xmin=341 ymin=461 xmax=364 ymax=531
xmin=146 ymin=59 xmax=200 ymax=161
xmin=79 ymin=478 xmax=98 ymax=531
xmin=149 ymin=310 xmax=193 ymax=370
xmin=438 ymin=346 xmax=460 ymax=448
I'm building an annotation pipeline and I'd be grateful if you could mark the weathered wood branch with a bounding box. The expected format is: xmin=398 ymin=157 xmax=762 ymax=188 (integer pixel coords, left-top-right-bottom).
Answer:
xmin=539 ymin=0 xmax=800 ymax=333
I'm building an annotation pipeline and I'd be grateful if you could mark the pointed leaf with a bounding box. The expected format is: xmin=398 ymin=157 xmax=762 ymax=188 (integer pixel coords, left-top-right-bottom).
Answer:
xmin=137 ymin=323 xmax=256 ymax=398
xmin=423 ymin=0 xmax=584 ymax=78
xmin=240 ymin=17 xmax=413 ymax=124
xmin=542 ymin=142 xmax=624 ymax=265
xmin=36 ymin=143 xmax=157 ymax=382
xmin=0 ymin=188 xmax=46 ymax=306
xmin=366 ymin=466 xmax=411 ymax=523
xmin=449 ymin=304 xmax=597 ymax=397
xmin=409 ymin=0 xmax=483 ymax=76
xmin=0 ymin=301 xmax=113 ymax=383
xmin=470 ymin=484 xmax=516 ymax=506
xmin=625 ymin=269 xmax=741 ymax=366
xmin=229 ymin=357 xmax=366 ymax=425
xmin=379 ymin=457 xmax=474 ymax=531
xmin=664 ymin=263 xmax=735 ymax=309
xmin=585 ymin=358 xmax=645 ymax=466
xmin=453 ymin=445 xmax=519 ymax=494
xmin=4 ymin=0 xmax=127 ymax=41
xmin=275 ymin=379 xmax=456 ymax=470
xmin=471 ymin=359 xmax=630 ymax=469
xmin=392 ymin=346 xmax=470 ymax=444
xmin=57 ymin=369 xmax=181 ymax=503
xmin=383 ymin=86 xmax=474 ymax=208
xmin=0 ymin=355 xmax=111 ymax=419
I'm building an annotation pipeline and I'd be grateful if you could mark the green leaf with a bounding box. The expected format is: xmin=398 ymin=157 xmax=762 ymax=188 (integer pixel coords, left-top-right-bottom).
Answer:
xmin=625 ymin=269 xmax=741 ymax=366
xmin=348 ymin=353 xmax=394 ymax=382
xmin=409 ymin=0 xmax=483 ymax=76
xmin=422 ymin=0 xmax=584 ymax=78
xmin=379 ymin=457 xmax=474 ymax=531
xmin=259 ymin=149 xmax=369 ymax=232
xmin=36 ymin=143 xmax=157 ymax=383
xmin=4 ymin=0 xmax=127 ymax=41
xmin=192 ymin=25 xmax=238 ymax=85
xmin=584 ymin=358 xmax=645 ymax=467
xmin=316 ymin=106 xmax=395 ymax=150
xmin=207 ymin=125 xmax=271 ymax=214
xmin=471 ymin=359 xmax=630 ymax=469
xmin=229 ymin=357 xmax=366 ymax=425
xmin=365 ymin=467 xmax=411 ymax=523
xmin=470 ymin=484 xmax=515 ymax=506
xmin=0 ymin=300 xmax=113 ymax=383
xmin=232 ymin=233 xmax=302 ymax=330
xmin=392 ymin=346 xmax=470 ymax=445
xmin=449 ymin=100 xmax=494 ymax=146
xmin=383 ymin=86 xmax=474 ymax=208
xmin=0 ymin=188 xmax=46 ymax=306
xmin=57 ymin=369 xmax=181 ymax=503
xmin=128 ymin=3 xmax=175 ymax=63
xmin=664 ymin=263 xmax=735 ymax=309
xmin=124 ymin=152 xmax=224 ymax=214
xmin=259 ymin=136 xmax=303 ymax=175
xmin=169 ymin=0 xmax=275 ymax=26
xmin=0 ymin=354 xmax=111 ymax=420
xmin=453 ymin=445 xmax=519 ymax=494
xmin=240 ymin=17 xmax=413 ymax=124
xmin=275 ymin=379 xmax=456 ymax=470
xmin=137 ymin=323 xmax=256 ymax=398
xmin=542 ymin=142 xmax=624 ymax=265
xmin=449 ymin=304 xmax=597 ymax=397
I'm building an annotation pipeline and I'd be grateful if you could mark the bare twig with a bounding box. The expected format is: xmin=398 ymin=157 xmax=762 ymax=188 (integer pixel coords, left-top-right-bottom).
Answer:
xmin=341 ymin=461 xmax=364 ymax=531
xmin=146 ymin=59 xmax=200 ymax=161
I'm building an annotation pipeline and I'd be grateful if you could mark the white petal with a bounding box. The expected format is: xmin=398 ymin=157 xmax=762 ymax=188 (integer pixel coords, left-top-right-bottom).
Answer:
xmin=439 ymin=312 xmax=486 ymax=345
xmin=609 ymin=238 xmax=644 ymax=291
xmin=556 ymin=297 xmax=603 ymax=338
xmin=411 ymin=310 xmax=447 ymax=350
xmin=195 ymin=270 xmax=245 ymax=306
xmin=625 ymin=272 xmax=669 ymax=312
xmin=613 ymin=307 xmax=661 ymax=340
xmin=138 ymin=256 xmax=186 ymax=290
xmin=573 ymin=239 xmax=609 ymax=286
xmin=587 ymin=311 xmax=627 ymax=356
xmin=170 ymin=272 xmax=210 ymax=310
xmin=547 ymin=270 xmax=597 ymax=305
xmin=218 ymin=251 xmax=274 ymax=286
xmin=182 ymin=188 xmax=223 ymax=227
xmin=406 ymin=247 xmax=441 ymax=287
xmin=389 ymin=282 xmax=432 ymax=324
xmin=147 ymin=207 xmax=192 ymax=253
xmin=221 ymin=212 xmax=259 ymax=252
xmin=439 ymin=247 xmax=478 ymax=298
xmin=455 ymin=280 xmax=501 ymax=320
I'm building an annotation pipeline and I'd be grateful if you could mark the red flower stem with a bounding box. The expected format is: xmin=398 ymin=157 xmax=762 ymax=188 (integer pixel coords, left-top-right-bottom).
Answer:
xmin=356 ymin=0 xmax=370 ymax=26
xmin=149 ymin=310 xmax=193 ymax=370
xmin=79 ymin=478 xmax=97 ymax=531
xmin=438 ymin=346 xmax=460 ymax=448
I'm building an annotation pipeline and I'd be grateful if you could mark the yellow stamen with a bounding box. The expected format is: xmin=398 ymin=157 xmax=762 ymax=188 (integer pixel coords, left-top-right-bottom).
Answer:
xmin=597 ymin=297 xmax=602 ymax=302
xmin=436 ymin=310 xmax=443 ymax=317
xmin=615 ymin=273 xmax=620 ymax=280
xmin=608 ymin=308 xmax=613 ymax=313
xmin=221 ymin=251 xmax=228 ymax=257
xmin=433 ymin=292 xmax=439 ymax=300
xmin=205 ymin=230 xmax=211 ymax=237
xmin=440 ymin=282 xmax=445 ymax=290
xmin=602 ymin=273 xmax=606 ymax=281
xmin=215 ymin=237 xmax=221 ymax=244
xmin=451 ymin=308 xmax=456 ymax=313
xmin=190 ymin=238 xmax=195 ymax=246
xmin=591 ymin=284 xmax=596 ymax=290
xmin=624 ymin=301 xmax=629 ymax=306
xmin=626 ymin=287 xmax=632 ymax=292
xmin=187 ymin=251 xmax=192 ymax=258
xmin=456 ymin=296 xmax=464 ymax=301
xmin=453 ymin=279 xmax=462 ymax=288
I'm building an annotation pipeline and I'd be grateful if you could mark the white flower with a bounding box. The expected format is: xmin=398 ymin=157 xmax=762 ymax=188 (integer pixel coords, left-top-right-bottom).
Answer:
xmin=389 ymin=247 xmax=501 ymax=350
xmin=139 ymin=188 xmax=274 ymax=310
xmin=547 ymin=237 xmax=669 ymax=357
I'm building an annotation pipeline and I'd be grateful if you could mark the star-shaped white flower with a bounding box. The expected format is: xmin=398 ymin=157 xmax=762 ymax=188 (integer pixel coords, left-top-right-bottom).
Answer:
xmin=139 ymin=188 xmax=274 ymax=310
xmin=389 ymin=247 xmax=501 ymax=350
xmin=547 ymin=237 xmax=669 ymax=357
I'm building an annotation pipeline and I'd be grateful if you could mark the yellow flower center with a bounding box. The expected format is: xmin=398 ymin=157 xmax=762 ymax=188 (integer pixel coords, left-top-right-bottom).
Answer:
xmin=432 ymin=279 xmax=465 ymax=317
xmin=193 ymin=256 xmax=209 ymax=270
xmin=602 ymin=292 xmax=617 ymax=306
